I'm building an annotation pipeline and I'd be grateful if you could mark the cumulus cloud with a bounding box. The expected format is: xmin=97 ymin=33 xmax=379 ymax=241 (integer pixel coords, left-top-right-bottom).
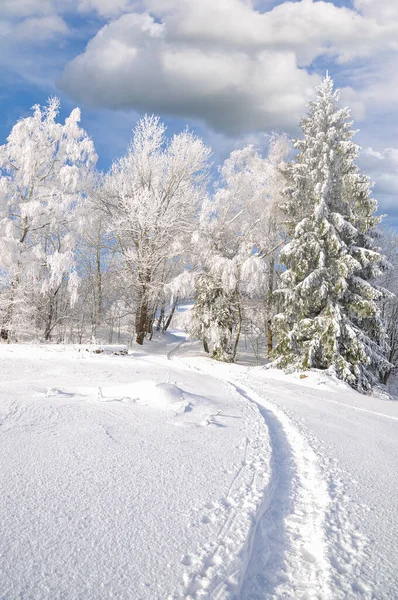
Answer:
xmin=155 ymin=0 xmax=398 ymax=64
xmin=0 ymin=0 xmax=69 ymax=46
xmin=59 ymin=12 xmax=320 ymax=134
xmin=58 ymin=0 xmax=398 ymax=135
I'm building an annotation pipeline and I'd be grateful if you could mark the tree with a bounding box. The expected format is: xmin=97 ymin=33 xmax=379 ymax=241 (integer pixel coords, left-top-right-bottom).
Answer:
xmin=187 ymin=137 xmax=289 ymax=362
xmin=0 ymin=98 xmax=97 ymax=341
xmin=376 ymin=227 xmax=398 ymax=385
xmin=273 ymin=75 xmax=391 ymax=392
xmin=102 ymin=115 xmax=211 ymax=345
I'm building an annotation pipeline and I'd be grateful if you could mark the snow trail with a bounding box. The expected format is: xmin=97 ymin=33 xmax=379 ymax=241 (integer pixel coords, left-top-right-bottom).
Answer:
xmin=228 ymin=383 xmax=332 ymax=600
xmin=237 ymin=375 xmax=376 ymax=599
xmin=170 ymin=344 xmax=333 ymax=599
xmin=173 ymin=379 xmax=271 ymax=600
xmin=175 ymin=341 xmax=375 ymax=599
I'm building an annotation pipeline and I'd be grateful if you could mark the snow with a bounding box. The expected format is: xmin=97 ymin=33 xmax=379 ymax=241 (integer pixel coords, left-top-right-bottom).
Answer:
xmin=1 ymin=332 xmax=398 ymax=599
xmin=0 ymin=335 xmax=271 ymax=599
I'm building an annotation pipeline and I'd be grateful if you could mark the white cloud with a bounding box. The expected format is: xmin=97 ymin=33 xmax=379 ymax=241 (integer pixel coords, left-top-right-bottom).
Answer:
xmin=0 ymin=0 xmax=54 ymax=17
xmin=358 ymin=147 xmax=398 ymax=216
xmin=14 ymin=15 xmax=68 ymax=42
xmin=354 ymin=0 xmax=398 ymax=24
xmin=59 ymin=11 xmax=321 ymax=135
xmin=156 ymin=0 xmax=398 ymax=65
xmin=76 ymin=0 xmax=139 ymax=18
xmin=58 ymin=0 xmax=398 ymax=135
xmin=360 ymin=147 xmax=398 ymax=196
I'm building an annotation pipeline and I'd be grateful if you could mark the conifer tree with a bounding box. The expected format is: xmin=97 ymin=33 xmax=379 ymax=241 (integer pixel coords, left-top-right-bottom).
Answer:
xmin=273 ymin=75 xmax=391 ymax=392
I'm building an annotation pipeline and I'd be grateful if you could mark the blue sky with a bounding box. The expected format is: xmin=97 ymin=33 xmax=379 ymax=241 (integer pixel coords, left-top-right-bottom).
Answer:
xmin=1 ymin=0 xmax=397 ymax=224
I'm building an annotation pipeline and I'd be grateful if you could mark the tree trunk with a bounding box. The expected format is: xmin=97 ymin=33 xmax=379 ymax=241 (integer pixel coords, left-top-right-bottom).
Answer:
xmin=267 ymin=255 xmax=275 ymax=357
xmin=267 ymin=319 xmax=273 ymax=357
xmin=96 ymin=228 xmax=102 ymax=325
xmin=232 ymin=300 xmax=242 ymax=362
xmin=381 ymin=370 xmax=392 ymax=385
xmin=43 ymin=297 xmax=54 ymax=341
xmin=135 ymin=297 xmax=148 ymax=345
xmin=163 ymin=297 xmax=178 ymax=332
xmin=156 ymin=303 xmax=165 ymax=331
xmin=43 ymin=287 xmax=60 ymax=341
xmin=147 ymin=306 xmax=157 ymax=341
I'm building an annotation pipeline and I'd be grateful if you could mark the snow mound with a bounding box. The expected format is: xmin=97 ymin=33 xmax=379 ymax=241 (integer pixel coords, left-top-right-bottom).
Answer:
xmin=98 ymin=381 xmax=192 ymax=411
xmin=45 ymin=387 xmax=75 ymax=398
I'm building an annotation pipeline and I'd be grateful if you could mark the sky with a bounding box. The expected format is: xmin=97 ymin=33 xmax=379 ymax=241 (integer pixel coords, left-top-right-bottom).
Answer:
xmin=0 ymin=0 xmax=397 ymax=225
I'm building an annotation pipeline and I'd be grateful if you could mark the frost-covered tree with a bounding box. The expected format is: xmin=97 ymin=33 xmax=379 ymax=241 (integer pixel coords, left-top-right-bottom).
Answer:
xmin=102 ymin=116 xmax=210 ymax=345
xmin=189 ymin=272 xmax=239 ymax=360
xmin=273 ymin=75 xmax=391 ymax=391
xmin=376 ymin=227 xmax=398 ymax=385
xmin=187 ymin=137 xmax=289 ymax=361
xmin=0 ymin=98 xmax=97 ymax=341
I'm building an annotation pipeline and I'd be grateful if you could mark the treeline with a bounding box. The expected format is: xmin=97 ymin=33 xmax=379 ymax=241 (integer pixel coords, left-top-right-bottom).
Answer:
xmin=0 ymin=77 xmax=397 ymax=392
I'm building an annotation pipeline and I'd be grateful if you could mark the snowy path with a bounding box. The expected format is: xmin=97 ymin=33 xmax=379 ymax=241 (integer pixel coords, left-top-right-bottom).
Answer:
xmin=176 ymin=344 xmax=398 ymax=599
xmin=230 ymin=383 xmax=331 ymax=600
xmin=237 ymin=369 xmax=398 ymax=600
xmin=174 ymin=358 xmax=334 ymax=599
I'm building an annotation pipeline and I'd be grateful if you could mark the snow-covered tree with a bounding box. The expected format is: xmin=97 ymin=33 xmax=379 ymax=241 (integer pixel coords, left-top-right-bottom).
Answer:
xmin=375 ymin=227 xmax=398 ymax=384
xmin=273 ymin=75 xmax=391 ymax=392
xmin=102 ymin=116 xmax=211 ymax=345
xmin=0 ymin=98 xmax=97 ymax=341
xmin=187 ymin=136 xmax=289 ymax=361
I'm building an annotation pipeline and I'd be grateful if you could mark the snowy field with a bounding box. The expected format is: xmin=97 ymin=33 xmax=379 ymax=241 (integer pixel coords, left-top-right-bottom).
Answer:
xmin=1 ymin=333 xmax=398 ymax=599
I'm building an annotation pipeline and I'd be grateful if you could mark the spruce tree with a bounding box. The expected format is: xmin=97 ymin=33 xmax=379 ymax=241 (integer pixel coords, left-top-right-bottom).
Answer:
xmin=273 ymin=75 xmax=391 ymax=392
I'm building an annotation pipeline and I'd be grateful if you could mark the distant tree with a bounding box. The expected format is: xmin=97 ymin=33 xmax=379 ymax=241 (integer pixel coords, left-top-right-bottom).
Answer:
xmin=0 ymin=98 xmax=97 ymax=341
xmin=102 ymin=116 xmax=211 ymax=345
xmin=273 ymin=75 xmax=391 ymax=392
xmin=376 ymin=227 xmax=398 ymax=384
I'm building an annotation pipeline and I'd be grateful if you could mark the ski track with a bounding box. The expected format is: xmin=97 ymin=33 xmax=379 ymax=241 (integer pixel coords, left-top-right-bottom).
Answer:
xmin=227 ymin=382 xmax=332 ymax=600
xmin=171 ymin=344 xmax=374 ymax=600
xmin=171 ymin=378 xmax=271 ymax=600
xmin=169 ymin=347 xmax=332 ymax=598
xmin=239 ymin=377 xmax=376 ymax=600
xmin=233 ymin=381 xmax=373 ymax=600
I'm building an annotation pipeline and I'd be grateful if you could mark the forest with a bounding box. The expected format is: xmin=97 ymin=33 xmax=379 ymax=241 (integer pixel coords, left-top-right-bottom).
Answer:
xmin=1 ymin=75 xmax=397 ymax=393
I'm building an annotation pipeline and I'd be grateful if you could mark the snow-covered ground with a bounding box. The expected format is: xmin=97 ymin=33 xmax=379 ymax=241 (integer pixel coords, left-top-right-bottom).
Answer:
xmin=0 ymin=333 xmax=397 ymax=599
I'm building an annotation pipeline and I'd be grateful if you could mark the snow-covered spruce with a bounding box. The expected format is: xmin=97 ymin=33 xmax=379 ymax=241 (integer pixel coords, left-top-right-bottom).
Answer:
xmin=273 ymin=75 xmax=392 ymax=392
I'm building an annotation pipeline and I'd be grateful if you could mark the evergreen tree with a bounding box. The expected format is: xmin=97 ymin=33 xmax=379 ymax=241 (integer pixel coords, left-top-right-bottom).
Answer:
xmin=273 ymin=75 xmax=391 ymax=392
